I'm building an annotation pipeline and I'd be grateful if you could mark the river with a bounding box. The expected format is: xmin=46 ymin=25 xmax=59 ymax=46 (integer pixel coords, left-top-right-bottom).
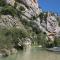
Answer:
xmin=0 ymin=47 xmax=60 ymax=60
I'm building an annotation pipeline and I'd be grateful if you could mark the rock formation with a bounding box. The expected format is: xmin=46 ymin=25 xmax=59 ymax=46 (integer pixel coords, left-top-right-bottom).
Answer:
xmin=0 ymin=0 xmax=60 ymax=50
xmin=0 ymin=0 xmax=60 ymax=40
xmin=5 ymin=0 xmax=15 ymax=6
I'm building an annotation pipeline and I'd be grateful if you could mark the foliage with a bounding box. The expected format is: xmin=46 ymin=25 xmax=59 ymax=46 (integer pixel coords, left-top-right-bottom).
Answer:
xmin=31 ymin=16 xmax=37 ymax=20
xmin=19 ymin=6 xmax=25 ymax=11
xmin=39 ymin=12 xmax=47 ymax=23
xmin=0 ymin=0 xmax=6 ymax=6
xmin=39 ymin=13 xmax=44 ymax=20
xmin=57 ymin=17 xmax=60 ymax=26
xmin=0 ymin=28 xmax=29 ymax=49
xmin=54 ymin=37 xmax=60 ymax=47
xmin=10 ymin=28 xmax=29 ymax=39
xmin=36 ymin=32 xmax=47 ymax=46
xmin=0 ymin=5 xmax=17 ymax=16
xmin=0 ymin=29 xmax=13 ymax=49
xmin=45 ymin=37 xmax=60 ymax=48
xmin=31 ymin=31 xmax=47 ymax=47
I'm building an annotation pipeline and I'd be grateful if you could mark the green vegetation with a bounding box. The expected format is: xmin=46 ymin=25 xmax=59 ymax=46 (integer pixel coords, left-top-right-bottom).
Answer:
xmin=0 ymin=1 xmax=25 ymax=17
xmin=0 ymin=29 xmax=13 ymax=49
xmin=39 ymin=12 xmax=47 ymax=23
xmin=0 ymin=28 xmax=29 ymax=49
xmin=39 ymin=13 xmax=44 ymax=21
xmin=44 ymin=37 xmax=60 ymax=48
xmin=57 ymin=17 xmax=60 ymax=26
xmin=19 ymin=6 xmax=25 ymax=11
xmin=54 ymin=37 xmax=60 ymax=47
xmin=58 ymin=21 xmax=60 ymax=26
xmin=0 ymin=0 xmax=6 ymax=6
xmin=0 ymin=5 xmax=17 ymax=16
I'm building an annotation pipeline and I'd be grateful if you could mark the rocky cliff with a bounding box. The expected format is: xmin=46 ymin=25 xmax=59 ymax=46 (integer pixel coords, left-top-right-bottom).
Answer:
xmin=0 ymin=0 xmax=60 ymax=45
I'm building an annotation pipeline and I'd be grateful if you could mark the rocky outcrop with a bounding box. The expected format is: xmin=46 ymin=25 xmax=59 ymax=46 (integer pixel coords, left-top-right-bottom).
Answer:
xmin=1 ymin=0 xmax=60 ymax=40
xmin=0 ymin=15 xmax=25 ymax=29
xmin=46 ymin=12 xmax=60 ymax=40
xmin=5 ymin=0 xmax=15 ymax=6
xmin=18 ymin=0 xmax=41 ymax=15
xmin=5 ymin=0 xmax=41 ymax=17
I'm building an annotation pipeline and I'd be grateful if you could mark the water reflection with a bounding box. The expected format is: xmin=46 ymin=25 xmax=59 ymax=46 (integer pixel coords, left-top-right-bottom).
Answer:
xmin=0 ymin=47 xmax=60 ymax=60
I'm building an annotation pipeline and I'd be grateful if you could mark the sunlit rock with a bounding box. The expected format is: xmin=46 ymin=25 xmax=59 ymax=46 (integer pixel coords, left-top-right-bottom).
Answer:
xmin=5 ymin=0 xmax=15 ymax=6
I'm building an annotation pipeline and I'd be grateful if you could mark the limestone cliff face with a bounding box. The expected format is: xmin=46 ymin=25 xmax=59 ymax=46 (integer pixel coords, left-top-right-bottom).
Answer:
xmin=19 ymin=0 xmax=40 ymax=15
xmin=0 ymin=0 xmax=60 ymax=40
xmin=0 ymin=15 xmax=25 ymax=29
xmin=5 ymin=0 xmax=41 ymax=16
xmin=0 ymin=0 xmax=41 ymax=28
xmin=39 ymin=12 xmax=60 ymax=40
xmin=46 ymin=13 xmax=60 ymax=40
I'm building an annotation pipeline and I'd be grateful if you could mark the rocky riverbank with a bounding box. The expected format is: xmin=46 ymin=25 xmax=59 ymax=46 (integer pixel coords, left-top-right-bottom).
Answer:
xmin=0 ymin=48 xmax=17 ymax=57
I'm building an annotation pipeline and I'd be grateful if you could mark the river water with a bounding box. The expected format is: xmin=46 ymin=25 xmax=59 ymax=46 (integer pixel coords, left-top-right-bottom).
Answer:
xmin=0 ymin=47 xmax=60 ymax=60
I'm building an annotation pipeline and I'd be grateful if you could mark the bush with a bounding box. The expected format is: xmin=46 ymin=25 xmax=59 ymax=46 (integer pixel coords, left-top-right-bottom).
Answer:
xmin=57 ymin=17 xmax=60 ymax=26
xmin=19 ymin=6 xmax=25 ymax=11
xmin=10 ymin=28 xmax=29 ymax=40
xmin=39 ymin=12 xmax=47 ymax=23
xmin=45 ymin=37 xmax=60 ymax=48
xmin=39 ymin=13 xmax=44 ymax=23
xmin=37 ymin=32 xmax=47 ymax=46
xmin=0 ymin=29 xmax=13 ymax=49
xmin=0 ymin=28 xmax=29 ymax=49
xmin=54 ymin=37 xmax=60 ymax=47
xmin=31 ymin=31 xmax=47 ymax=47
xmin=1 ymin=5 xmax=17 ymax=16
xmin=0 ymin=0 xmax=6 ymax=6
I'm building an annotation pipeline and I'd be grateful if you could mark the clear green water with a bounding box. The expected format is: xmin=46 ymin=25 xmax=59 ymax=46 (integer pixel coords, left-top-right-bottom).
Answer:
xmin=0 ymin=47 xmax=60 ymax=60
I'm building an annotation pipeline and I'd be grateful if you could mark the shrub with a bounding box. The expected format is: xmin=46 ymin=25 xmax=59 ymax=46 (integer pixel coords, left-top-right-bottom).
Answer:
xmin=10 ymin=28 xmax=29 ymax=39
xmin=0 ymin=29 xmax=13 ymax=49
xmin=54 ymin=37 xmax=60 ymax=47
xmin=36 ymin=32 xmax=47 ymax=46
xmin=0 ymin=28 xmax=29 ymax=49
xmin=31 ymin=31 xmax=47 ymax=46
xmin=39 ymin=13 xmax=44 ymax=23
xmin=1 ymin=5 xmax=17 ymax=16
xmin=0 ymin=0 xmax=6 ymax=6
xmin=19 ymin=6 xmax=25 ymax=11
xmin=39 ymin=12 xmax=47 ymax=23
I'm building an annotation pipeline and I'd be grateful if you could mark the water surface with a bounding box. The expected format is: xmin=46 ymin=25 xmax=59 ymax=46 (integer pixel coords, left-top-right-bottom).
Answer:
xmin=0 ymin=47 xmax=60 ymax=60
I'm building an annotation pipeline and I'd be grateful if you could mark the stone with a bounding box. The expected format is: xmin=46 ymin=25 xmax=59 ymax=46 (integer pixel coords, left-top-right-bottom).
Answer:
xmin=0 ymin=49 xmax=10 ymax=57
xmin=10 ymin=48 xmax=17 ymax=55
xmin=0 ymin=15 xmax=25 ymax=29
xmin=17 ymin=0 xmax=41 ymax=17
xmin=5 ymin=0 xmax=15 ymax=6
xmin=47 ymin=47 xmax=60 ymax=52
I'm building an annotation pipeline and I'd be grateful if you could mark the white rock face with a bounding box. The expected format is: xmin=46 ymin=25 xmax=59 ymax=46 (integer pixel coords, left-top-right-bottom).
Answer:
xmin=46 ymin=12 xmax=60 ymax=40
xmin=1 ymin=0 xmax=60 ymax=40
xmin=19 ymin=0 xmax=41 ymax=17
xmin=5 ymin=0 xmax=15 ymax=6
xmin=33 ymin=12 xmax=60 ymax=40
xmin=5 ymin=0 xmax=41 ymax=16
xmin=0 ymin=15 xmax=25 ymax=29
xmin=47 ymin=13 xmax=60 ymax=34
xmin=47 ymin=14 xmax=58 ymax=33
